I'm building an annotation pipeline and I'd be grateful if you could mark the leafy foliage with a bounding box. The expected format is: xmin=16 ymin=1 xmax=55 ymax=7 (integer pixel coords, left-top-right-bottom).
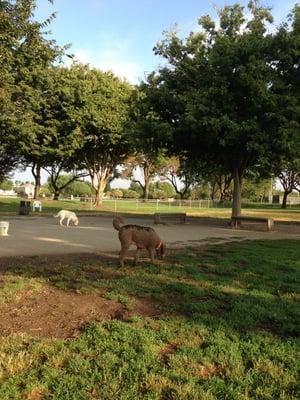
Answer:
xmin=0 ymin=178 xmax=14 ymax=190
xmin=143 ymin=1 xmax=300 ymax=219
xmin=61 ymin=65 xmax=134 ymax=205
xmin=46 ymin=175 xmax=92 ymax=198
xmin=0 ymin=0 xmax=66 ymax=191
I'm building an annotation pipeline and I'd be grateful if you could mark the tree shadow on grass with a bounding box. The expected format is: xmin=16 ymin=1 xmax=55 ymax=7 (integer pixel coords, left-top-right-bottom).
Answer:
xmin=0 ymin=239 xmax=299 ymax=338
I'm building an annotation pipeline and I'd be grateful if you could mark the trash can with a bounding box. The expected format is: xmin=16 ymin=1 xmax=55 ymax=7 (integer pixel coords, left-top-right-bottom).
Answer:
xmin=19 ymin=200 xmax=31 ymax=215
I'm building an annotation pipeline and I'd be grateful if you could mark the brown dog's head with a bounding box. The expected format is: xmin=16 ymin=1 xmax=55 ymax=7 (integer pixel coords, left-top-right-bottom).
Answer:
xmin=156 ymin=241 xmax=166 ymax=259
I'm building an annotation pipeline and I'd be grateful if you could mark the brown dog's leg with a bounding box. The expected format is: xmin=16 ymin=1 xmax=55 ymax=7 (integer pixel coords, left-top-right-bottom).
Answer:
xmin=119 ymin=244 xmax=130 ymax=267
xmin=148 ymin=248 xmax=156 ymax=264
xmin=133 ymin=248 xmax=141 ymax=265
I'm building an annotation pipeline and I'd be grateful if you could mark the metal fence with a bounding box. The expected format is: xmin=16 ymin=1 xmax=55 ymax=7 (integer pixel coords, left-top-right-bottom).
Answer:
xmin=63 ymin=197 xmax=300 ymax=212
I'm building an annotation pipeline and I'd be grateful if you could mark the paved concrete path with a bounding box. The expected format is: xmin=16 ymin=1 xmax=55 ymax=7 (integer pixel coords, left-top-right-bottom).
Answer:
xmin=0 ymin=215 xmax=299 ymax=257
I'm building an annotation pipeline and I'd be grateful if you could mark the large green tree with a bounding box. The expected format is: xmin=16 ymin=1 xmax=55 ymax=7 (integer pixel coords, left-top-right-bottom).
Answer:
xmin=37 ymin=66 xmax=87 ymax=200
xmin=122 ymin=153 xmax=168 ymax=200
xmin=0 ymin=0 xmax=33 ymax=179
xmin=159 ymin=157 xmax=203 ymax=200
xmin=64 ymin=65 xmax=134 ymax=205
xmin=0 ymin=0 xmax=65 ymax=193
xmin=124 ymin=89 xmax=171 ymax=200
xmin=144 ymin=1 xmax=297 ymax=222
xmin=46 ymin=175 xmax=92 ymax=198
xmin=270 ymin=5 xmax=300 ymax=208
xmin=277 ymin=161 xmax=300 ymax=208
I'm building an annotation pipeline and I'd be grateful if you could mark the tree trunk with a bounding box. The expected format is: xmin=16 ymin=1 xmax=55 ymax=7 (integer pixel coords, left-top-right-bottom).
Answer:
xmin=142 ymin=164 xmax=150 ymax=201
xmin=94 ymin=189 xmax=105 ymax=206
xmin=281 ymin=191 xmax=290 ymax=209
xmin=32 ymin=163 xmax=41 ymax=199
xmin=217 ymin=174 xmax=233 ymax=204
xmin=53 ymin=190 xmax=60 ymax=200
xmin=210 ymin=182 xmax=217 ymax=200
xmin=231 ymin=167 xmax=243 ymax=226
xmin=93 ymin=189 xmax=100 ymax=206
xmin=167 ymin=174 xmax=190 ymax=200
xmin=93 ymin=179 xmax=107 ymax=207
xmin=219 ymin=190 xmax=228 ymax=204
xmin=143 ymin=181 xmax=150 ymax=201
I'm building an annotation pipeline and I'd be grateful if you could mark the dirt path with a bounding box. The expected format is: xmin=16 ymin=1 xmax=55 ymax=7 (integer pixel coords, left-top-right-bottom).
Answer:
xmin=0 ymin=214 xmax=299 ymax=258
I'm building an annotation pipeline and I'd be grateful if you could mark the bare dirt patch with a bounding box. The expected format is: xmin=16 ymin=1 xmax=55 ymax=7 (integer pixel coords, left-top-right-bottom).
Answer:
xmin=0 ymin=285 xmax=118 ymax=338
xmin=0 ymin=282 xmax=161 ymax=339
xmin=0 ymin=254 xmax=160 ymax=339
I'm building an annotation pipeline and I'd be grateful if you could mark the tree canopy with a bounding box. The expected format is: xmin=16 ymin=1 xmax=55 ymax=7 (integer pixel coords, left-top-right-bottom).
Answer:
xmin=62 ymin=64 xmax=134 ymax=204
xmin=0 ymin=0 xmax=65 ymax=189
xmin=141 ymin=1 xmax=300 ymax=218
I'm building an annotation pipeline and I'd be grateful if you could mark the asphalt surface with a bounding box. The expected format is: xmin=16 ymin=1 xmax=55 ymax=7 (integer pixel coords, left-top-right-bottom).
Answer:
xmin=0 ymin=214 xmax=299 ymax=257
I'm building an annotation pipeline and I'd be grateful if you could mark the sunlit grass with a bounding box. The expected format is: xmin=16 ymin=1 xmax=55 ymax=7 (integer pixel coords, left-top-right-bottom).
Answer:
xmin=0 ymin=196 xmax=299 ymax=221
xmin=0 ymin=275 xmax=42 ymax=303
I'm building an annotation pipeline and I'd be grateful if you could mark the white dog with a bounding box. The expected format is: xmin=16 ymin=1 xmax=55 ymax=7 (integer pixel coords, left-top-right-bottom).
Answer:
xmin=54 ymin=210 xmax=79 ymax=226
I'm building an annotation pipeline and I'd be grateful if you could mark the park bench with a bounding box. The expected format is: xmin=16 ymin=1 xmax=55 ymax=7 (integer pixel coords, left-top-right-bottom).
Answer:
xmin=154 ymin=212 xmax=187 ymax=224
xmin=231 ymin=216 xmax=274 ymax=231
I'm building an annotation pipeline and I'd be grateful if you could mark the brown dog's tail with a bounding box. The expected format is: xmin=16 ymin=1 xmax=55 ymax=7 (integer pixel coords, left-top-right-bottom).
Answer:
xmin=113 ymin=216 xmax=125 ymax=231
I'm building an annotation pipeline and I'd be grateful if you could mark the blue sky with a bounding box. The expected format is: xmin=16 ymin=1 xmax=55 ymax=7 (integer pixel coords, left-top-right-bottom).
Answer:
xmin=14 ymin=0 xmax=298 ymax=184
xmin=35 ymin=0 xmax=298 ymax=83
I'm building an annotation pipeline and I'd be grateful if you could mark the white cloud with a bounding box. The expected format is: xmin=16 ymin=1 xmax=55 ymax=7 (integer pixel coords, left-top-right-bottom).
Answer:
xmin=67 ymin=31 xmax=147 ymax=84
xmin=70 ymin=49 xmax=91 ymax=65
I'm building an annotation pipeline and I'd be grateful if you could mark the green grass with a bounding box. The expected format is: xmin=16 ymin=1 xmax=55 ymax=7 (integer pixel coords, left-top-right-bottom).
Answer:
xmin=0 ymin=274 xmax=42 ymax=303
xmin=0 ymin=240 xmax=299 ymax=399
xmin=0 ymin=196 xmax=300 ymax=221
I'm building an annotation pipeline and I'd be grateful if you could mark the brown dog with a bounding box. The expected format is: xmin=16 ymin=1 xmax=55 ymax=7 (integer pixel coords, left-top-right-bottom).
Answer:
xmin=113 ymin=216 xmax=166 ymax=267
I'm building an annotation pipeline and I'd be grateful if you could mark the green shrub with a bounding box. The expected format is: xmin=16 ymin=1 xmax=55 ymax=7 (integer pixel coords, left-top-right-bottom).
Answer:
xmin=111 ymin=189 xmax=123 ymax=198
xmin=122 ymin=189 xmax=140 ymax=198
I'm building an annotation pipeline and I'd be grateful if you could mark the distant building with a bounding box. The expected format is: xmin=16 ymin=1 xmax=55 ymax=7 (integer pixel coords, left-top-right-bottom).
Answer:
xmin=14 ymin=183 xmax=35 ymax=198
xmin=0 ymin=189 xmax=17 ymax=196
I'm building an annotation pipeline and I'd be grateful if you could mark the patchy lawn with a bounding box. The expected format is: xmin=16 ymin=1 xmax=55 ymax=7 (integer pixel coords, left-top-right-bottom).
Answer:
xmin=0 ymin=240 xmax=299 ymax=399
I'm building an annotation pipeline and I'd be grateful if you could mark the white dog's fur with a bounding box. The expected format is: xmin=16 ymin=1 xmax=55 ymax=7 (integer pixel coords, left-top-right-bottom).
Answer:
xmin=54 ymin=210 xmax=79 ymax=226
